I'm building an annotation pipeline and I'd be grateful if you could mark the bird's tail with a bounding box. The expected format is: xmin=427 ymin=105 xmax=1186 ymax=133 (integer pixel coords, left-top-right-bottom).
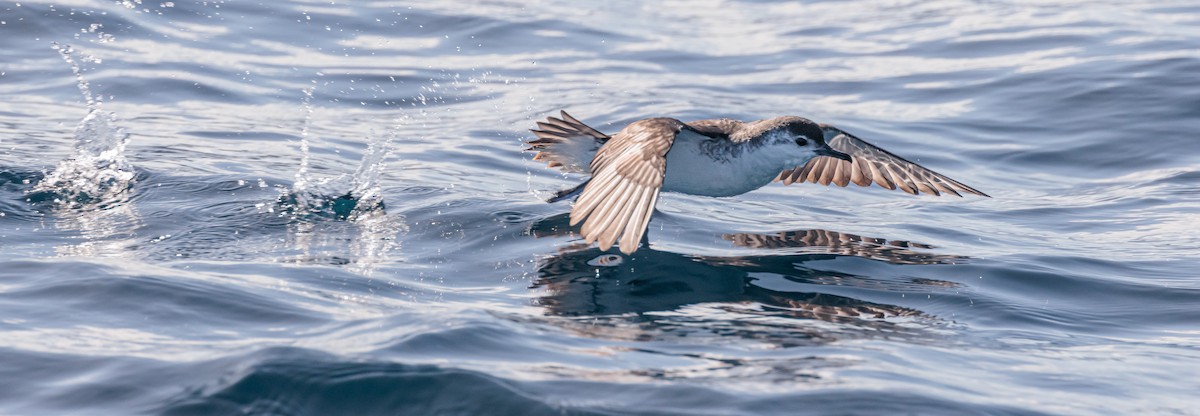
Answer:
xmin=546 ymin=179 xmax=589 ymax=203
xmin=527 ymin=111 xmax=609 ymax=174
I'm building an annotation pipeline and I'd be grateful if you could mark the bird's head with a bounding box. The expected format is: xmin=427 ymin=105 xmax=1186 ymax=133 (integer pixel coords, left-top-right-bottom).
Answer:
xmin=781 ymin=118 xmax=851 ymax=162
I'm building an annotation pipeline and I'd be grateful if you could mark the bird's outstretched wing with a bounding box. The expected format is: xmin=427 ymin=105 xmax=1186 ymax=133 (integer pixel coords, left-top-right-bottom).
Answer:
xmin=570 ymin=118 xmax=684 ymax=254
xmin=777 ymin=126 xmax=988 ymax=197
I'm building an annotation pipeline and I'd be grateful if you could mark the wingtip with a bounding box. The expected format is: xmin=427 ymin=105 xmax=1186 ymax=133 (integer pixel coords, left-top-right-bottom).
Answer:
xmin=597 ymin=240 xmax=614 ymax=252
xmin=959 ymin=185 xmax=990 ymax=198
xmin=560 ymin=110 xmax=577 ymax=122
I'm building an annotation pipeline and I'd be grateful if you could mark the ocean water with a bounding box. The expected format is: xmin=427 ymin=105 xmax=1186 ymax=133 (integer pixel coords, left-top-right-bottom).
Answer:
xmin=2 ymin=0 xmax=1199 ymax=414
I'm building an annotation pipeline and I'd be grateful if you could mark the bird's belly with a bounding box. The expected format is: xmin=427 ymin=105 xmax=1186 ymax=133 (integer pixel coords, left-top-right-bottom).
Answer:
xmin=661 ymin=145 xmax=778 ymax=197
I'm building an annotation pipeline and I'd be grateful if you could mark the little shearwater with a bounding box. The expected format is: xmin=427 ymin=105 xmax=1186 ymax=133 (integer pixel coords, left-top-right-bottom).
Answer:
xmin=528 ymin=111 xmax=988 ymax=254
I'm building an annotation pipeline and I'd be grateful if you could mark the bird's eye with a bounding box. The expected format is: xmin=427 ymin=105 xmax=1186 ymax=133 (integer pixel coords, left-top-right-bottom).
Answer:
xmin=795 ymin=137 xmax=808 ymax=146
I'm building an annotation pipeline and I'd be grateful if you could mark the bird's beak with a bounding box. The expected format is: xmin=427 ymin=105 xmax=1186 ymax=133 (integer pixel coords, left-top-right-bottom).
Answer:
xmin=816 ymin=146 xmax=852 ymax=162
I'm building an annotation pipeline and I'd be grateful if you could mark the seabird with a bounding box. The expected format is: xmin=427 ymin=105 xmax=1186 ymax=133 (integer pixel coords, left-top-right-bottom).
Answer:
xmin=528 ymin=111 xmax=988 ymax=254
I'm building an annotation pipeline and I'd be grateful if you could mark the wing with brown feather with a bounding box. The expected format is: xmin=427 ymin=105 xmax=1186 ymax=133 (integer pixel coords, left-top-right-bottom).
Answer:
xmin=777 ymin=126 xmax=988 ymax=197
xmin=570 ymin=118 xmax=683 ymax=254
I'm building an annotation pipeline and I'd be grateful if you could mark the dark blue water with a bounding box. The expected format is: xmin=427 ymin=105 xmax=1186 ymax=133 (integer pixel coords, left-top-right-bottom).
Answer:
xmin=3 ymin=1 xmax=1199 ymax=414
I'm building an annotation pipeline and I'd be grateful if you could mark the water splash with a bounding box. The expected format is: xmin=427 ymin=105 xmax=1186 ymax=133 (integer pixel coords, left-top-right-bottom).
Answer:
xmin=282 ymin=86 xmax=357 ymax=219
xmin=20 ymin=43 xmax=142 ymax=258
xmin=342 ymin=117 xmax=407 ymax=275
xmin=28 ymin=43 xmax=135 ymax=209
xmin=292 ymin=86 xmax=316 ymax=197
xmin=277 ymin=86 xmax=406 ymax=271
xmin=281 ymin=86 xmax=395 ymax=221
xmin=52 ymin=42 xmax=100 ymax=107
xmin=347 ymin=114 xmax=403 ymax=215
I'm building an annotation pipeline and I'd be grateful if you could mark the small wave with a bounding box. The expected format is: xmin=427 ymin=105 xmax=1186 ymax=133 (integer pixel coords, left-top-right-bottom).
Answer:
xmin=159 ymin=349 xmax=573 ymax=416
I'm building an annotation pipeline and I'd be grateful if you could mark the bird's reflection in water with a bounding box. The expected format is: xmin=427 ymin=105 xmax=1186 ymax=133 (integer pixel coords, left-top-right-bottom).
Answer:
xmin=722 ymin=229 xmax=963 ymax=266
xmin=526 ymin=213 xmax=966 ymax=346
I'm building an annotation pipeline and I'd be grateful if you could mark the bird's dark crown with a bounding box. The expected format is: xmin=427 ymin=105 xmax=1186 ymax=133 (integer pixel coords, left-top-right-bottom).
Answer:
xmin=769 ymin=116 xmax=826 ymax=146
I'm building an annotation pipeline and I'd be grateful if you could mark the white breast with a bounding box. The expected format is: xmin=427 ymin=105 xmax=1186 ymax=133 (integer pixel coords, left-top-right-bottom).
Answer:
xmin=661 ymin=130 xmax=804 ymax=197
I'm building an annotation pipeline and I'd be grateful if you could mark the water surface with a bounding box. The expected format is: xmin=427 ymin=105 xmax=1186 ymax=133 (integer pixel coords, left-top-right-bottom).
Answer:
xmin=2 ymin=1 xmax=1199 ymax=414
